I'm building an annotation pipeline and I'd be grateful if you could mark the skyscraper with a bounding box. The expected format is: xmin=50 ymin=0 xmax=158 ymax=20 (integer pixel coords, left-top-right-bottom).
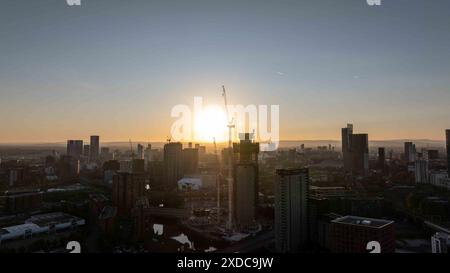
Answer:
xmin=341 ymin=124 xmax=369 ymax=176
xmin=341 ymin=124 xmax=353 ymax=172
xmin=83 ymin=144 xmax=90 ymax=158
xmin=415 ymin=159 xmax=429 ymax=184
xmin=446 ymin=130 xmax=450 ymax=177
xmin=233 ymin=133 xmax=259 ymax=229
xmin=90 ymin=135 xmax=100 ymax=162
xmin=137 ymin=144 xmax=144 ymax=160
xmin=404 ymin=142 xmax=416 ymax=163
xmin=163 ymin=142 xmax=183 ymax=189
xmin=275 ymin=168 xmax=309 ymax=253
xmin=67 ymin=140 xmax=83 ymax=159
xmin=350 ymin=134 xmax=369 ymax=175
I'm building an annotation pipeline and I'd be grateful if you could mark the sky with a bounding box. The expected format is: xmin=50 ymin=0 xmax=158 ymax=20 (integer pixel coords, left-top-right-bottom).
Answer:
xmin=0 ymin=0 xmax=450 ymax=143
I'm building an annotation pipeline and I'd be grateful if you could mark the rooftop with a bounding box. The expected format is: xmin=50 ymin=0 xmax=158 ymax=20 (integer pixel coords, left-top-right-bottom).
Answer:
xmin=332 ymin=216 xmax=394 ymax=229
xmin=26 ymin=212 xmax=82 ymax=228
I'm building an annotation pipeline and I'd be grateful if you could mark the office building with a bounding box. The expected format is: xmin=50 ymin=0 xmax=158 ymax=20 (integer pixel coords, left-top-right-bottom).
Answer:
xmin=90 ymin=135 xmax=100 ymax=162
xmin=67 ymin=140 xmax=83 ymax=159
xmin=415 ymin=159 xmax=429 ymax=184
xmin=275 ymin=168 xmax=309 ymax=253
xmin=404 ymin=142 xmax=416 ymax=163
xmin=83 ymin=144 xmax=90 ymax=157
xmin=341 ymin=124 xmax=353 ymax=172
xmin=112 ymin=172 xmax=146 ymax=217
xmin=341 ymin=124 xmax=369 ymax=175
xmin=330 ymin=215 xmax=395 ymax=253
xmin=164 ymin=142 xmax=183 ymax=189
xmin=132 ymin=159 xmax=145 ymax=173
xmin=350 ymin=134 xmax=369 ymax=175
xmin=137 ymin=144 xmax=144 ymax=160
xmin=58 ymin=155 xmax=80 ymax=182
xmin=182 ymin=143 xmax=199 ymax=175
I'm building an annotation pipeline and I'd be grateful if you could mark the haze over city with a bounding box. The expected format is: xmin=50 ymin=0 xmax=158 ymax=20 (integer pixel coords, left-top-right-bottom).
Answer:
xmin=1 ymin=0 xmax=450 ymax=143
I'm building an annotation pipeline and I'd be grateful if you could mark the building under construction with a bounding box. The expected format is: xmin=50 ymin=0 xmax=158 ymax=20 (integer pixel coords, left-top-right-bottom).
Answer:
xmin=232 ymin=133 xmax=259 ymax=229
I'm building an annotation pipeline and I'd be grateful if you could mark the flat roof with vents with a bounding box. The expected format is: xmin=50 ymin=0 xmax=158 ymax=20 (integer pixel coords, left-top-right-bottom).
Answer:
xmin=332 ymin=216 xmax=394 ymax=229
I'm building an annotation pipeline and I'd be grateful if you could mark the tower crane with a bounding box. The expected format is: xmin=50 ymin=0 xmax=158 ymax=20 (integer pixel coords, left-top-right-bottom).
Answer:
xmin=222 ymin=85 xmax=235 ymax=231
xmin=213 ymin=137 xmax=221 ymax=224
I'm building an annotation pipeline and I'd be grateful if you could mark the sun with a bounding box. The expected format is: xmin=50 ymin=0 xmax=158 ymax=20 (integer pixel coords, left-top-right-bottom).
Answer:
xmin=194 ymin=105 xmax=228 ymax=142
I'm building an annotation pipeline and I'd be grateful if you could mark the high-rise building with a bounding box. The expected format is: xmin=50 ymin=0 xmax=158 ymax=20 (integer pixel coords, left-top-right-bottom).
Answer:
xmin=112 ymin=172 xmax=146 ymax=217
xmin=164 ymin=142 xmax=183 ymax=189
xmin=233 ymin=133 xmax=259 ymax=229
xmin=137 ymin=144 xmax=144 ymax=160
xmin=100 ymin=147 xmax=112 ymax=161
xmin=415 ymin=159 xmax=429 ymax=184
xmin=182 ymin=142 xmax=199 ymax=175
xmin=275 ymin=168 xmax=309 ymax=253
xmin=83 ymin=144 xmax=90 ymax=157
xmin=446 ymin=130 xmax=450 ymax=177
xmin=58 ymin=155 xmax=80 ymax=182
xmin=132 ymin=159 xmax=145 ymax=173
xmin=341 ymin=124 xmax=353 ymax=172
xmin=341 ymin=124 xmax=369 ymax=175
xmin=144 ymin=144 xmax=161 ymax=171
xmin=90 ymin=135 xmax=100 ymax=162
xmin=350 ymin=134 xmax=369 ymax=175
xmin=330 ymin=216 xmax=395 ymax=253
xmin=67 ymin=140 xmax=83 ymax=159
xmin=378 ymin=147 xmax=385 ymax=170
xmin=404 ymin=142 xmax=416 ymax=163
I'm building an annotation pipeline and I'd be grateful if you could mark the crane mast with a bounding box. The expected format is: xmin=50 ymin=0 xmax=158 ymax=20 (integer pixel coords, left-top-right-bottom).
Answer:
xmin=222 ymin=85 xmax=235 ymax=231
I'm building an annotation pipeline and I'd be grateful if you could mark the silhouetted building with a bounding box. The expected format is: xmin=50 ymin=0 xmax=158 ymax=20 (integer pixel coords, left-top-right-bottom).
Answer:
xmin=404 ymin=142 xmax=416 ymax=163
xmin=330 ymin=216 xmax=395 ymax=253
xmin=103 ymin=160 xmax=120 ymax=171
xmin=0 ymin=190 xmax=43 ymax=214
xmin=137 ymin=144 xmax=144 ymax=160
xmin=83 ymin=144 xmax=90 ymax=157
xmin=378 ymin=147 xmax=385 ymax=170
xmin=415 ymin=159 xmax=429 ymax=184
xmin=112 ymin=172 xmax=146 ymax=217
xmin=350 ymin=134 xmax=369 ymax=175
xmin=148 ymin=161 xmax=164 ymax=187
xmin=425 ymin=149 xmax=439 ymax=160
xmin=233 ymin=133 xmax=259 ymax=228
xmin=275 ymin=168 xmax=309 ymax=253
xmin=132 ymin=159 xmax=145 ymax=173
xmin=164 ymin=142 xmax=183 ymax=189
xmin=341 ymin=124 xmax=353 ymax=172
xmin=58 ymin=155 xmax=80 ymax=182
xmin=100 ymin=147 xmax=112 ymax=161
xmin=7 ymin=168 xmax=25 ymax=187
xmin=90 ymin=135 xmax=100 ymax=162
xmin=182 ymin=143 xmax=199 ymax=175
xmin=67 ymin=140 xmax=83 ymax=159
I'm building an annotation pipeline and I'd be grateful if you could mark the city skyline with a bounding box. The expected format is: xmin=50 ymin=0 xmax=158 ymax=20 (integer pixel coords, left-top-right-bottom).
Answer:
xmin=1 ymin=0 xmax=450 ymax=142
